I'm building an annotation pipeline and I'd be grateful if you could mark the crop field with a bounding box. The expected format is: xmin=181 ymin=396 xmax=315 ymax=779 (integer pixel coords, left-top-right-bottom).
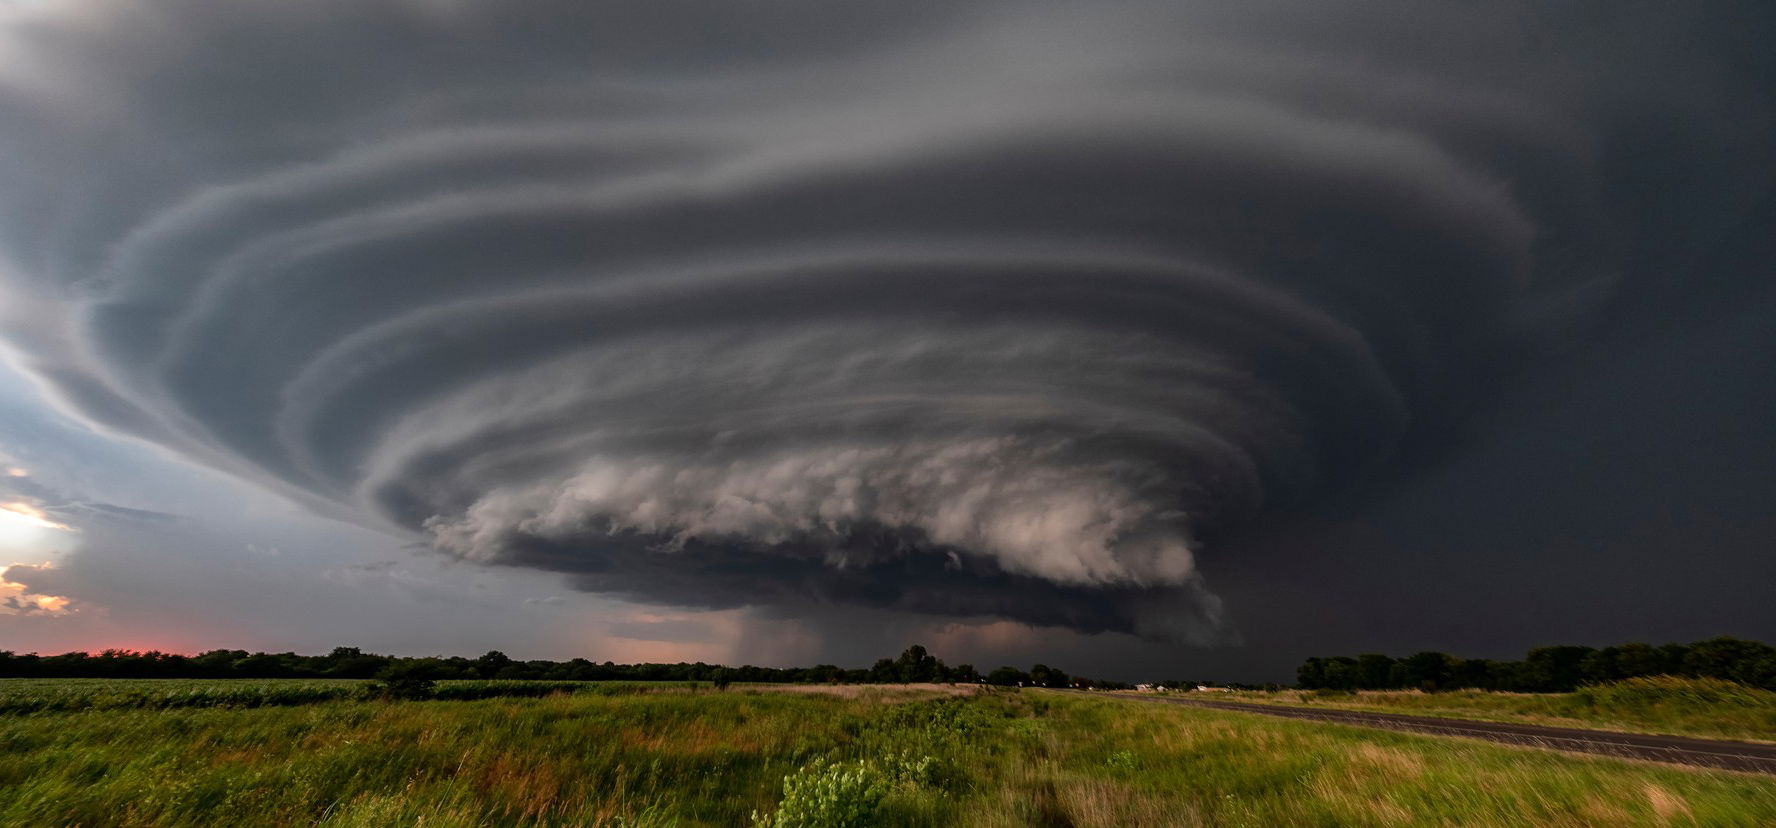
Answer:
xmin=1210 ymin=676 xmax=1776 ymax=744
xmin=3 ymin=683 xmax=1774 ymax=827
xmin=0 ymin=678 xmax=694 ymax=715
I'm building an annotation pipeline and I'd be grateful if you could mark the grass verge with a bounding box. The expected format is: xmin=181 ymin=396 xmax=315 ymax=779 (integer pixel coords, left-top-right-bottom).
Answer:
xmin=1208 ymin=676 xmax=1776 ymax=743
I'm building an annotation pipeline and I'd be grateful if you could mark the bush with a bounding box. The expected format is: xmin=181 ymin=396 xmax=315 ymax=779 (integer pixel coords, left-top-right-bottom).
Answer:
xmin=427 ymin=680 xmax=581 ymax=701
xmin=751 ymin=751 xmax=945 ymax=827
xmin=370 ymin=661 xmax=446 ymax=699
xmin=752 ymin=758 xmax=891 ymax=828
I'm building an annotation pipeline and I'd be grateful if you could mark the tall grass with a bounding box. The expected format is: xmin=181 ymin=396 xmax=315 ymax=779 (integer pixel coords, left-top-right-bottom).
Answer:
xmin=2 ymin=686 xmax=1772 ymax=826
xmin=1564 ymin=676 xmax=1776 ymax=738
xmin=1227 ymin=675 xmax=1776 ymax=742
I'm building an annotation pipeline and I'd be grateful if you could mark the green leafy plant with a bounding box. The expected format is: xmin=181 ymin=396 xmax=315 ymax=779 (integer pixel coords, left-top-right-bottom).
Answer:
xmin=751 ymin=758 xmax=891 ymax=828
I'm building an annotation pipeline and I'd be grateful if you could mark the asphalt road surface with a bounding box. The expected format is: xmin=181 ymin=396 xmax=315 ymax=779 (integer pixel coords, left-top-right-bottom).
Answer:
xmin=1085 ymin=692 xmax=1776 ymax=775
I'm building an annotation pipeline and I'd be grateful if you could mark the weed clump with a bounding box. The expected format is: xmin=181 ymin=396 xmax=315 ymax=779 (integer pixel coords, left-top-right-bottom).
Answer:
xmin=1105 ymin=749 xmax=1140 ymax=775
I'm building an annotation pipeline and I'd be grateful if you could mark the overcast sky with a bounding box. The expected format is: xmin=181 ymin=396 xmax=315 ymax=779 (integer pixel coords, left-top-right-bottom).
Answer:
xmin=1 ymin=1 xmax=1772 ymax=682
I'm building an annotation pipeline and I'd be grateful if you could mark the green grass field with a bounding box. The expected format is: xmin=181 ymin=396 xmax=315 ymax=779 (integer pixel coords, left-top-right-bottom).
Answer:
xmin=3 ymin=683 xmax=1773 ymax=826
xmin=0 ymin=678 xmax=366 ymax=713
xmin=0 ymin=678 xmax=692 ymax=714
xmin=1212 ymin=676 xmax=1776 ymax=744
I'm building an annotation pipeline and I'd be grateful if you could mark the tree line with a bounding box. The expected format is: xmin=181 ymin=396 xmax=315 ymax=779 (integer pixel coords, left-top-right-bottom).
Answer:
xmin=1296 ymin=636 xmax=1776 ymax=693
xmin=0 ymin=644 xmax=1132 ymax=689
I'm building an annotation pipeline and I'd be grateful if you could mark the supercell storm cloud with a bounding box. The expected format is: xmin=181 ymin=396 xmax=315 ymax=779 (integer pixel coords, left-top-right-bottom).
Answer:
xmin=0 ymin=2 xmax=1770 ymax=639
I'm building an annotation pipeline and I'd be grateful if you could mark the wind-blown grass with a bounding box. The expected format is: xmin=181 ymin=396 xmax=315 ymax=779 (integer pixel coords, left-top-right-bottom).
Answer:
xmin=2 ymin=686 xmax=1772 ymax=826
xmin=1218 ymin=676 xmax=1776 ymax=743
xmin=0 ymin=678 xmax=365 ymax=714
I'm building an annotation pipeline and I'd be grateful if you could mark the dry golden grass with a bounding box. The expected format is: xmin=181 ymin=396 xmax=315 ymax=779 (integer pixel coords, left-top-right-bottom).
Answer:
xmin=741 ymin=682 xmax=983 ymax=699
xmin=1055 ymin=777 xmax=1197 ymax=826
xmin=1352 ymin=741 xmax=1428 ymax=777
xmin=1644 ymin=782 xmax=1693 ymax=823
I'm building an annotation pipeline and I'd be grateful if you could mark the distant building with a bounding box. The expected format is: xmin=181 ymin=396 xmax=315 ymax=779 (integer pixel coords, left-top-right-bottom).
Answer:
xmin=1195 ymin=685 xmax=1232 ymax=692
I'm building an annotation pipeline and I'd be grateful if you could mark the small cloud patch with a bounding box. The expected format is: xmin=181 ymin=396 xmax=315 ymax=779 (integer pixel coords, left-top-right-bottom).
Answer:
xmin=0 ymin=562 xmax=76 ymax=616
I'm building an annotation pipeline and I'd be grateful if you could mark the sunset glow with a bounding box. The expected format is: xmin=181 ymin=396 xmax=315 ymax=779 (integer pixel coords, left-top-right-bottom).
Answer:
xmin=0 ymin=501 xmax=72 ymax=532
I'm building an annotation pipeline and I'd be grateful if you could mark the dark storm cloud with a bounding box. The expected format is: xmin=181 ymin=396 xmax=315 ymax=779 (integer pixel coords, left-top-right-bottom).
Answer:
xmin=0 ymin=1 xmax=1770 ymax=640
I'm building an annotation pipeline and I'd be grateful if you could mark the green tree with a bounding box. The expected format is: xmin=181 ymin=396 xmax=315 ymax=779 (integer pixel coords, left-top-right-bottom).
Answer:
xmin=1658 ymin=643 xmax=1691 ymax=674
xmin=1323 ymin=657 xmax=1358 ymax=690
xmin=1611 ymin=643 xmax=1667 ymax=678
xmin=1683 ymin=637 xmax=1776 ymax=686
xmin=893 ymin=645 xmax=942 ymax=683
xmin=1296 ymin=657 xmax=1327 ymax=689
xmin=1450 ymin=658 xmax=1493 ymax=690
xmin=1028 ymin=664 xmax=1070 ymax=688
xmin=986 ymin=666 xmax=1029 ymax=686
xmin=1408 ymin=651 xmax=1458 ymax=691
xmin=1522 ymin=646 xmax=1595 ymax=692
xmin=1356 ymin=654 xmax=1396 ymax=689
xmin=373 ymin=659 xmax=446 ymax=698
xmin=1580 ymin=647 xmax=1623 ymax=684
xmin=473 ymin=650 xmax=513 ymax=679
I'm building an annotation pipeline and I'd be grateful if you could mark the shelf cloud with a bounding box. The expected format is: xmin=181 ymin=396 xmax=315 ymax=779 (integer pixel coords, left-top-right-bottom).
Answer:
xmin=0 ymin=1 xmax=1769 ymax=641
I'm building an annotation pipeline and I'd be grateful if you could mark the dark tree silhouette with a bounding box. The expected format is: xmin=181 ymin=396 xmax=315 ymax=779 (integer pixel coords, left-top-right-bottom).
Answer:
xmin=1295 ymin=637 xmax=1776 ymax=692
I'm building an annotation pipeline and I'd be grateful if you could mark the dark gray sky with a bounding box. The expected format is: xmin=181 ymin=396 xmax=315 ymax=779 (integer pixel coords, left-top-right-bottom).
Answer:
xmin=0 ymin=1 xmax=1771 ymax=682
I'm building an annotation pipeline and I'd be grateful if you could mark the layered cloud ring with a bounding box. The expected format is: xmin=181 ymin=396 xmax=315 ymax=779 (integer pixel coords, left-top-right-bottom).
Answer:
xmin=0 ymin=1 xmax=1767 ymax=639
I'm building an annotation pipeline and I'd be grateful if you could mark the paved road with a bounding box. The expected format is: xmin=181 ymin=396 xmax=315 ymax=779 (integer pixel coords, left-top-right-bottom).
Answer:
xmin=1084 ymin=693 xmax=1776 ymax=775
